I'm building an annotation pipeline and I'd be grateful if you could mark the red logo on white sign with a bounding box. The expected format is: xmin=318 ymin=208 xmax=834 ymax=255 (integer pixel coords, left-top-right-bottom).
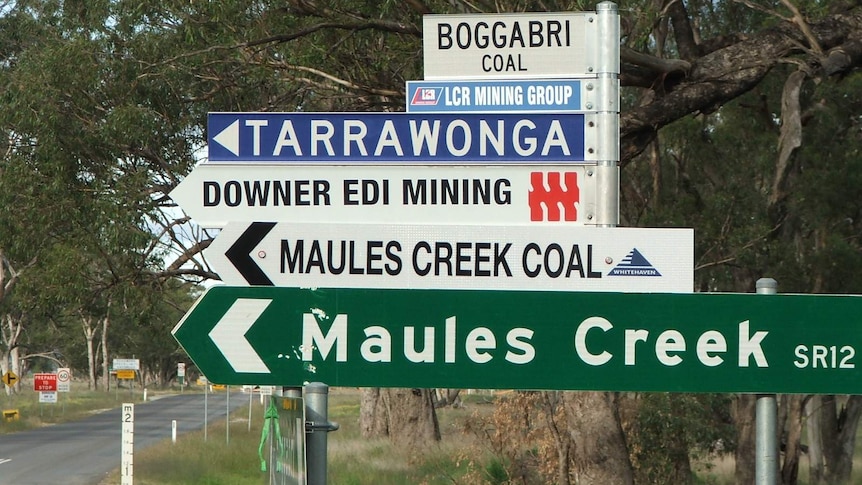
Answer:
xmin=528 ymin=172 xmax=580 ymax=221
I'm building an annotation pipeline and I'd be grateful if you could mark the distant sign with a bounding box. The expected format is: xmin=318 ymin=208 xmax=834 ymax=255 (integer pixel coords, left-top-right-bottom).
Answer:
xmin=116 ymin=370 xmax=136 ymax=380
xmin=57 ymin=367 xmax=71 ymax=392
xmin=113 ymin=359 xmax=140 ymax=371
xmin=406 ymin=79 xmax=587 ymax=113
xmin=207 ymin=112 xmax=593 ymax=163
xmin=169 ymin=164 xmax=605 ymax=228
xmin=207 ymin=222 xmax=694 ymax=293
xmin=34 ymin=373 xmax=57 ymax=392
xmin=423 ymin=12 xmax=599 ymax=79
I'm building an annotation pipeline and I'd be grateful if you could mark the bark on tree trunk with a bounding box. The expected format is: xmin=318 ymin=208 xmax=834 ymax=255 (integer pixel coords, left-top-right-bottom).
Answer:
xmin=827 ymin=396 xmax=862 ymax=484
xmin=360 ymin=387 xmax=388 ymax=438
xmin=734 ymin=394 xmax=757 ymax=484
xmin=1 ymin=313 xmax=23 ymax=395
xmin=820 ymin=395 xmax=840 ymax=479
xmin=564 ymin=391 xmax=633 ymax=485
xmin=780 ymin=395 xmax=804 ymax=485
xmin=100 ymin=312 xmax=110 ymax=392
xmin=806 ymin=395 xmax=826 ymax=484
xmin=359 ymin=387 xmax=440 ymax=448
xmin=81 ymin=314 xmax=97 ymax=390
xmin=540 ymin=391 xmax=571 ymax=485
xmin=384 ymin=388 xmax=440 ymax=448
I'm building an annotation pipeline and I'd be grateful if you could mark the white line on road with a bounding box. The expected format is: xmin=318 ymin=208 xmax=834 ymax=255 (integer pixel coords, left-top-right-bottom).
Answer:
xmin=0 ymin=458 xmax=11 ymax=465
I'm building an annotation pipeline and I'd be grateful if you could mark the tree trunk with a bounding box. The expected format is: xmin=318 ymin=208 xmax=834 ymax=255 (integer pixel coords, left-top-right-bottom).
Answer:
xmin=826 ymin=396 xmax=862 ymax=484
xmin=81 ymin=314 xmax=98 ymax=390
xmin=734 ymin=394 xmax=757 ymax=484
xmin=360 ymin=387 xmax=388 ymax=438
xmin=100 ymin=311 xmax=110 ymax=391
xmin=1 ymin=313 xmax=23 ymax=395
xmin=359 ymin=387 xmax=440 ymax=449
xmin=820 ymin=395 xmax=841 ymax=479
xmin=540 ymin=391 xmax=571 ymax=485
xmin=780 ymin=395 xmax=804 ymax=485
xmin=806 ymin=395 xmax=826 ymax=484
xmin=563 ymin=391 xmax=633 ymax=485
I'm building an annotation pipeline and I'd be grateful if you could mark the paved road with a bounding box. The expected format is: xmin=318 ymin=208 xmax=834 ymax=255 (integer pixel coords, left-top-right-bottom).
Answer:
xmin=0 ymin=392 xmax=247 ymax=485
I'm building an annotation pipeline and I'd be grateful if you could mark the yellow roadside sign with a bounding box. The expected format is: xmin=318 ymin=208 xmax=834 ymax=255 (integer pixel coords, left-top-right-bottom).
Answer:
xmin=116 ymin=369 xmax=136 ymax=380
xmin=2 ymin=371 xmax=18 ymax=387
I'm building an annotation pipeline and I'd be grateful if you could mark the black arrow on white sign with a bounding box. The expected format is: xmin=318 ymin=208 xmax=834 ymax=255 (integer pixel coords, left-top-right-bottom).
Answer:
xmin=223 ymin=222 xmax=276 ymax=285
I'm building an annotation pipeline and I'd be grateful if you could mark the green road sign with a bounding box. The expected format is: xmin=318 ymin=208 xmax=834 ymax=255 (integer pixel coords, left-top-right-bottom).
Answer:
xmin=172 ymin=286 xmax=862 ymax=394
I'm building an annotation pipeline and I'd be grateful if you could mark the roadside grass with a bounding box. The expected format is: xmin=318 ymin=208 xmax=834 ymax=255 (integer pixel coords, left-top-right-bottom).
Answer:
xmin=100 ymin=389 xmax=492 ymax=485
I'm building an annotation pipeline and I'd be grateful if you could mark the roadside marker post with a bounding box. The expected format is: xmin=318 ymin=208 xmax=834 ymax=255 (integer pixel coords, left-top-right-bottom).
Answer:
xmin=121 ymin=402 xmax=134 ymax=485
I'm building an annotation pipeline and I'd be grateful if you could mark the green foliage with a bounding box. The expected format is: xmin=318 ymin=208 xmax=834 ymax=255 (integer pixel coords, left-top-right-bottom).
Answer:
xmin=626 ymin=394 xmax=735 ymax=485
xmin=483 ymin=458 xmax=510 ymax=484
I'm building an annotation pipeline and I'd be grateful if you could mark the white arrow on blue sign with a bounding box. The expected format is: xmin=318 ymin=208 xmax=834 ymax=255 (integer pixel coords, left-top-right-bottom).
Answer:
xmin=207 ymin=112 xmax=597 ymax=163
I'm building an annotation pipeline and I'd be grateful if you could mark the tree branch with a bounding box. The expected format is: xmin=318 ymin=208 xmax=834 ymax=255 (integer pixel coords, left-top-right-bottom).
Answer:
xmin=667 ymin=0 xmax=700 ymax=60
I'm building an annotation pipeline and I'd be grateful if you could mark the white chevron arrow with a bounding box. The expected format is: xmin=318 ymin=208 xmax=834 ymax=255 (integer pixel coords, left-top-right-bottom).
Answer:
xmin=208 ymin=298 xmax=272 ymax=373
xmin=212 ymin=119 xmax=240 ymax=156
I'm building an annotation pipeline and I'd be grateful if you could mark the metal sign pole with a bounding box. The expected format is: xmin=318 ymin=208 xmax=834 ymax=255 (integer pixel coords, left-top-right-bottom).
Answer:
xmin=595 ymin=1 xmax=620 ymax=228
xmin=305 ymin=382 xmax=338 ymax=485
xmin=755 ymin=278 xmax=779 ymax=484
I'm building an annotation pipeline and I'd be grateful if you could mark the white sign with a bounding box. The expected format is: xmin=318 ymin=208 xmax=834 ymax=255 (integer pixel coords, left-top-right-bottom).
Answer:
xmin=121 ymin=403 xmax=134 ymax=485
xmin=177 ymin=363 xmax=186 ymax=377
xmin=170 ymin=164 xmax=604 ymax=228
xmin=207 ymin=223 xmax=693 ymax=293
xmin=57 ymin=367 xmax=71 ymax=393
xmin=39 ymin=391 xmax=58 ymax=403
xmin=113 ymin=359 xmax=140 ymax=371
xmin=423 ymin=12 xmax=600 ymax=79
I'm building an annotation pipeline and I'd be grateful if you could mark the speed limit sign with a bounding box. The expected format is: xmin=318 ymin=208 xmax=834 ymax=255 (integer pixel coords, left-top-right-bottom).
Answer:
xmin=57 ymin=367 xmax=71 ymax=392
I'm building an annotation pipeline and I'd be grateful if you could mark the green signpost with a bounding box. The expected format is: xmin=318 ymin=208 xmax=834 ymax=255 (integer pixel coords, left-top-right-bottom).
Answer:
xmin=172 ymin=285 xmax=862 ymax=394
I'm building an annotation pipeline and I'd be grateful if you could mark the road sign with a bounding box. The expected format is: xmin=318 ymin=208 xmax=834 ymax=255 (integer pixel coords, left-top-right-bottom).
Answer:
xmin=57 ymin=367 xmax=71 ymax=392
xmin=206 ymin=222 xmax=693 ymax=292
xmin=206 ymin=112 xmax=596 ymax=163
xmin=169 ymin=164 xmax=607 ymax=228
xmin=172 ymin=286 xmax=862 ymax=394
xmin=2 ymin=371 xmax=18 ymax=388
xmin=39 ymin=391 xmax=58 ymax=404
xmin=423 ymin=12 xmax=605 ymax=79
xmin=406 ymin=79 xmax=590 ymax=113
xmin=267 ymin=395 xmax=306 ymax=484
xmin=116 ymin=370 xmax=136 ymax=380
xmin=33 ymin=373 xmax=57 ymax=392
xmin=113 ymin=358 xmax=140 ymax=371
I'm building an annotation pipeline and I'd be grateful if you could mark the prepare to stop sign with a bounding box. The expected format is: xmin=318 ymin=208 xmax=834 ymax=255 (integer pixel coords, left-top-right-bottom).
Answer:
xmin=34 ymin=373 xmax=58 ymax=392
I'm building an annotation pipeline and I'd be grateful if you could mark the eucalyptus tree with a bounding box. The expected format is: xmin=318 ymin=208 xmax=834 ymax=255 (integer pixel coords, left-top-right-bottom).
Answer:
xmin=0 ymin=0 xmax=205 ymax=389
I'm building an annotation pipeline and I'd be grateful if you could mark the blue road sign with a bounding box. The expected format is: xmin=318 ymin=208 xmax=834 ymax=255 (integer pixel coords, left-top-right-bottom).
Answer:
xmin=406 ymin=79 xmax=584 ymax=113
xmin=207 ymin=112 xmax=591 ymax=163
